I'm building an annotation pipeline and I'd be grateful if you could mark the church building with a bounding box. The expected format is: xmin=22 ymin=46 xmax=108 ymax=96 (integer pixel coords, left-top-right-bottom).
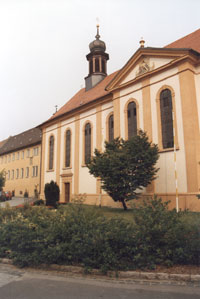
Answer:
xmin=39 ymin=27 xmax=200 ymax=211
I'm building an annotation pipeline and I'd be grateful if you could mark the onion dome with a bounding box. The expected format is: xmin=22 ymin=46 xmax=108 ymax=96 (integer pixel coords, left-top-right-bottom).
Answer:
xmin=89 ymin=25 xmax=106 ymax=53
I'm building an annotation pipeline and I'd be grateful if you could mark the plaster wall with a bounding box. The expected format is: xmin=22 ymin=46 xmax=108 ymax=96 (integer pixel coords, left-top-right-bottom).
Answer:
xmin=79 ymin=108 xmax=97 ymax=194
xmin=59 ymin=118 xmax=75 ymax=195
xmin=150 ymin=69 xmax=187 ymax=193
xmin=194 ymin=72 xmax=200 ymax=131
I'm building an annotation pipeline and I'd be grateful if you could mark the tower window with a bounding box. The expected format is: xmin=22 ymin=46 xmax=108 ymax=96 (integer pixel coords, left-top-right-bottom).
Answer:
xmin=89 ymin=60 xmax=93 ymax=74
xmin=102 ymin=59 xmax=105 ymax=73
xmin=95 ymin=58 xmax=100 ymax=72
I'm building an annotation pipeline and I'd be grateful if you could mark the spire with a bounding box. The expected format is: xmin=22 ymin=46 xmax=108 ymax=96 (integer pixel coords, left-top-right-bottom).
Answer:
xmin=95 ymin=24 xmax=100 ymax=40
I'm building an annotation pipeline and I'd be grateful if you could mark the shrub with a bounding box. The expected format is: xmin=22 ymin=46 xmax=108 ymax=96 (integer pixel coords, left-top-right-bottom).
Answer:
xmin=131 ymin=196 xmax=200 ymax=268
xmin=33 ymin=199 xmax=45 ymax=206
xmin=44 ymin=181 xmax=60 ymax=208
xmin=0 ymin=198 xmax=199 ymax=271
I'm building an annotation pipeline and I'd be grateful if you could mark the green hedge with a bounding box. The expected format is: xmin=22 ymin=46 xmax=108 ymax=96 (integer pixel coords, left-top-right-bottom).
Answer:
xmin=0 ymin=197 xmax=199 ymax=271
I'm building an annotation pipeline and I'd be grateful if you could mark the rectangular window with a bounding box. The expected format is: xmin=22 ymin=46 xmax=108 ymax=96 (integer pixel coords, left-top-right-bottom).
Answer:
xmin=33 ymin=147 xmax=39 ymax=156
xmin=17 ymin=152 xmax=20 ymax=160
xmin=32 ymin=166 xmax=38 ymax=177
xmin=7 ymin=170 xmax=10 ymax=180
xmin=26 ymin=167 xmax=29 ymax=178
xmin=36 ymin=165 xmax=38 ymax=177
xmin=32 ymin=166 xmax=35 ymax=177
xmin=21 ymin=168 xmax=24 ymax=179
xmin=27 ymin=149 xmax=30 ymax=158
xmin=21 ymin=151 xmax=24 ymax=159
xmin=8 ymin=155 xmax=11 ymax=162
xmin=12 ymin=153 xmax=15 ymax=161
xmin=16 ymin=169 xmax=19 ymax=179
xmin=12 ymin=170 xmax=14 ymax=180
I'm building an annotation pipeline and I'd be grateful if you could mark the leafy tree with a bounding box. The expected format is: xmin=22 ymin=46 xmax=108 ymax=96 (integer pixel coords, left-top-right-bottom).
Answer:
xmin=44 ymin=180 xmax=60 ymax=208
xmin=87 ymin=130 xmax=159 ymax=210
xmin=0 ymin=170 xmax=6 ymax=191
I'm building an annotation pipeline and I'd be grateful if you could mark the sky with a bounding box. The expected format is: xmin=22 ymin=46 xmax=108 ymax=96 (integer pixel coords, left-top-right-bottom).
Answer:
xmin=0 ymin=0 xmax=200 ymax=140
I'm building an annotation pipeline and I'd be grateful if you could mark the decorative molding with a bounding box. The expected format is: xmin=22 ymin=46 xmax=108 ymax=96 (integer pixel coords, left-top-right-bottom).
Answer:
xmin=136 ymin=58 xmax=155 ymax=77
xmin=60 ymin=172 xmax=73 ymax=178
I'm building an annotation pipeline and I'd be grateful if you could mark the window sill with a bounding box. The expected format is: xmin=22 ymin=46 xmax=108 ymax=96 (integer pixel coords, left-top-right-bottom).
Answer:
xmin=81 ymin=164 xmax=88 ymax=168
xmin=62 ymin=166 xmax=72 ymax=170
xmin=159 ymin=147 xmax=179 ymax=153
xmin=46 ymin=169 xmax=54 ymax=172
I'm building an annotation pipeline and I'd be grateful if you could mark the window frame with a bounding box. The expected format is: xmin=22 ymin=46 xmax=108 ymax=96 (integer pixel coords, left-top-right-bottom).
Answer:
xmin=65 ymin=129 xmax=71 ymax=168
xmin=83 ymin=122 xmax=92 ymax=165
xmin=108 ymin=113 xmax=114 ymax=142
xmin=156 ymin=85 xmax=178 ymax=152
xmin=160 ymin=89 xmax=174 ymax=149
xmin=48 ymin=135 xmax=55 ymax=170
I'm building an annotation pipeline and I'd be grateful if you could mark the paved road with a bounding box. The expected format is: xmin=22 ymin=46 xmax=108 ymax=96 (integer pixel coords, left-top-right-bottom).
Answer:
xmin=0 ymin=197 xmax=34 ymax=208
xmin=0 ymin=264 xmax=200 ymax=299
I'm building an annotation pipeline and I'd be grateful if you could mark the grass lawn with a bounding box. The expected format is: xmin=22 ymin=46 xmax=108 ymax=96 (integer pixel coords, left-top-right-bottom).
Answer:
xmin=60 ymin=202 xmax=200 ymax=223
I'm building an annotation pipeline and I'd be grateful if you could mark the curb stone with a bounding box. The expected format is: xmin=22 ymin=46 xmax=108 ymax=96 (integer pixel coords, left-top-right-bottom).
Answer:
xmin=1 ymin=258 xmax=200 ymax=283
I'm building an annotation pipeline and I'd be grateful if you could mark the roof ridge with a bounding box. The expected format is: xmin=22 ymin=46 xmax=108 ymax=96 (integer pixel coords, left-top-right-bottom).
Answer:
xmin=165 ymin=28 xmax=200 ymax=53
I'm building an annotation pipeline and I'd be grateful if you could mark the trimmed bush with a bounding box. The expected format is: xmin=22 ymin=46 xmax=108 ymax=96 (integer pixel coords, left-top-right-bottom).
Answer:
xmin=44 ymin=181 xmax=60 ymax=207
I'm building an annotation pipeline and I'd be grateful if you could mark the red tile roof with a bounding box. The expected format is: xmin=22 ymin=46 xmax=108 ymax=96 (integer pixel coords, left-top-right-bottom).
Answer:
xmin=49 ymin=71 xmax=119 ymax=121
xmin=165 ymin=29 xmax=200 ymax=53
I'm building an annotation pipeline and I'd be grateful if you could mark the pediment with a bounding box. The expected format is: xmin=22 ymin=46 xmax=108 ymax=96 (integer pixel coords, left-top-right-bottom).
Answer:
xmin=106 ymin=47 xmax=194 ymax=91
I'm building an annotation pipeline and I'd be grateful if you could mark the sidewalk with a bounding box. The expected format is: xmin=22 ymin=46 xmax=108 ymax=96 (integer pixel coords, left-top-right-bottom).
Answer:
xmin=1 ymin=258 xmax=200 ymax=286
xmin=0 ymin=197 xmax=35 ymax=208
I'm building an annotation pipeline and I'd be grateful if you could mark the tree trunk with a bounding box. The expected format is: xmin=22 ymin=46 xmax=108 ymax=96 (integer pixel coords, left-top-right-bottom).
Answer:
xmin=121 ymin=199 xmax=128 ymax=210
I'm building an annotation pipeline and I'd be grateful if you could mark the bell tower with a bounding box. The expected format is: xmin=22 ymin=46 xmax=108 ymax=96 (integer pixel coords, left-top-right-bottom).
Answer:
xmin=85 ymin=25 xmax=109 ymax=91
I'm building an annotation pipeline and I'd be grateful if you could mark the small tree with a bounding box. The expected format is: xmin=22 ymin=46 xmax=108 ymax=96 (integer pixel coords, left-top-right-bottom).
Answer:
xmin=87 ymin=130 xmax=159 ymax=210
xmin=44 ymin=180 xmax=60 ymax=207
xmin=0 ymin=169 xmax=6 ymax=191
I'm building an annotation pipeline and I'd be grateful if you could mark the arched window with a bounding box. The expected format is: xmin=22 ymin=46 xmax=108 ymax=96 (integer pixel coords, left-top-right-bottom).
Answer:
xmin=128 ymin=101 xmax=137 ymax=139
xmin=85 ymin=123 xmax=91 ymax=164
xmin=108 ymin=114 xmax=114 ymax=142
xmin=49 ymin=135 xmax=54 ymax=170
xmin=160 ymin=89 xmax=174 ymax=149
xmin=65 ymin=130 xmax=71 ymax=167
